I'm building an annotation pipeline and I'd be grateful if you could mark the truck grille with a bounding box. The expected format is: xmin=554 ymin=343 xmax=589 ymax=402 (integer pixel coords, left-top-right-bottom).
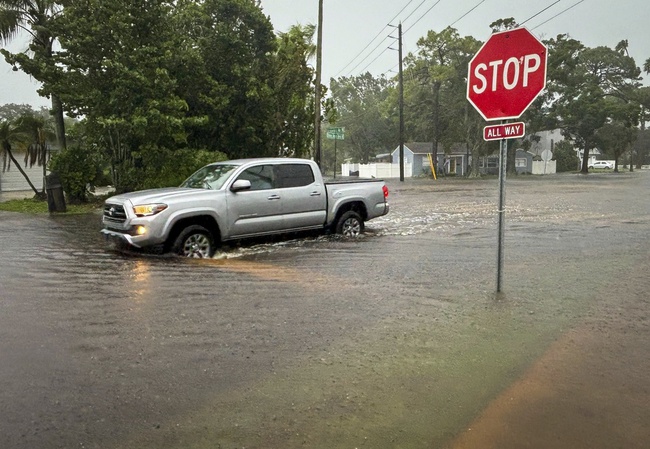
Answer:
xmin=103 ymin=203 xmax=127 ymax=224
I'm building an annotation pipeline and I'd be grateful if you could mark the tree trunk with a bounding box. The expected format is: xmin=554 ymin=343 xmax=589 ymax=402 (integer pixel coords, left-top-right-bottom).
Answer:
xmin=51 ymin=94 xmax=67 ymax=152
xmin=581 ymin=142 xmax=590 ymax=174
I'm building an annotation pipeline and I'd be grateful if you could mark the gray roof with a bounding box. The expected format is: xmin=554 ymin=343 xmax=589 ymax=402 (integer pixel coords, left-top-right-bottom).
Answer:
xmin=405 ymin=142 xmax=434 ymax=154
xmin=392 ymin=142 xmax=469 ymax=155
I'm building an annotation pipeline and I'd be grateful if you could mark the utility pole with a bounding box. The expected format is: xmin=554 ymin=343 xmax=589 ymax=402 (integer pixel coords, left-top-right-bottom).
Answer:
xmin=398 ymin=22 xmax=404 ymax=182
xmin=432 ymin=81 xmax=440 ymax=176
xmin=389 ymin=22 xmax=405 ymax=181
xmin=314 ymin=0 xmax=323 ymax=168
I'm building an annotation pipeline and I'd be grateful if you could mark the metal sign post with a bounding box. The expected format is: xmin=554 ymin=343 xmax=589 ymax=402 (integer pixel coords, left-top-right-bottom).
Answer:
xmin=467 ymin=27 xmax=547 ymax=293
xmin=326 ymin=127 xmax=344 ymax=178
xmin=496 ymin=135 xmax=507 ymax=293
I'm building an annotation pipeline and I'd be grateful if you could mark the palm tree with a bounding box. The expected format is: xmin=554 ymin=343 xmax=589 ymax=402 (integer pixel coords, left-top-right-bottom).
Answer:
xmin=0 ymin=119 xmax=41 ymax=196
xmin=0 ymin=0 xmax=66 ymax=151
xmin=17 ymin=113 xmax=56 ymax=188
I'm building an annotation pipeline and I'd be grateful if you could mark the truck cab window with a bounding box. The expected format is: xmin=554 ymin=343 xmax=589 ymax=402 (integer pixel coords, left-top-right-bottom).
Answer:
xmin=279 ymin=164 xmax=315 ymax=188
xmin=236 ymin=165 xmax=276 ymax=190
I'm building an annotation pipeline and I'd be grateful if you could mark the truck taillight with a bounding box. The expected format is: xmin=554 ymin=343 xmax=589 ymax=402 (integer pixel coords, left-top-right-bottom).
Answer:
xmin=382 ymin=185 xmax=389 ymax=198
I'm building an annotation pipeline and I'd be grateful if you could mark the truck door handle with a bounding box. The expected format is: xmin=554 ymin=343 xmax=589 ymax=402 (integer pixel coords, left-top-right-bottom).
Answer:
xmin=267 ymin=194 xmax=281 ymax=200
xmin=310 ymin=191 xmax=321 ymax=196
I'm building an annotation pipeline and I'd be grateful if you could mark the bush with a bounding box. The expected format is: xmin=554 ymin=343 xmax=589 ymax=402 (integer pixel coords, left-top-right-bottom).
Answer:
xmin=49 ymin=145 xmax=106 ymax=203
xmin=554 ymin=140 xmax=580 ymax=172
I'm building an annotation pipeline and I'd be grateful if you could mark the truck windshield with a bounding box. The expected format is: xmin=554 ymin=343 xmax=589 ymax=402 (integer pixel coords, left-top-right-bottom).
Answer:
xmin=180 ymin=164 xmax=239 ymax=190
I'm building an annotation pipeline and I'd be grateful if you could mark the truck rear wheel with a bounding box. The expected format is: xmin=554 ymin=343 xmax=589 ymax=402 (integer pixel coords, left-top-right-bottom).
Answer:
xmin=172 ymin=225 xmax=215 ymax=258
xmin=335 ymin=211 xmax=364 ymax=237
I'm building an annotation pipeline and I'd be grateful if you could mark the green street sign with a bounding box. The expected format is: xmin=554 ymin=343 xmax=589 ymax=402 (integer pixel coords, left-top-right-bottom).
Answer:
xmin=326 ymin=127 xmax=344 ymax=140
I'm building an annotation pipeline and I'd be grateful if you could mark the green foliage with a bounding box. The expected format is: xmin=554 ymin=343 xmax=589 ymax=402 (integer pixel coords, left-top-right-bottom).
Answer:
xmin=37 ymin=0 xmax=306 ymax=192
xmin=329 ymin=73 xmax=397 ymax=164
xmin=270 ymin=24 xmax=317 ymax=158
xmin=49 ymin=144 xmax=105 ymax=203
xmin=544 ymin=35 xmax=642 ymax=173
xmin=132 ymin=146 xmax=228 ymax=190
xmin=1 ymin=117 xmax=42 ymax=195
xmin=15 ymin=113 xmax=56 ymax=168
xmin=595 ymin=121 xmax=637 ymax=170
xmin=489 ymin=17 xmax=518 ymax=32
xmin=402 ymin=27 xmax=484 ymax=176
xmin=5 ymin=4 xmax=649 ymax=190
xmin=177 ymin=0 xmax=278 ymax=158
xmin=49 ymin=0 xmax=192 ymax=150
xmin=0 ymin=103 xmax=47 ymax=122
xmin=553 ymin=140 xmax=579 ymax=172
xmin=631 ymin=129 xmax=650 ymax=167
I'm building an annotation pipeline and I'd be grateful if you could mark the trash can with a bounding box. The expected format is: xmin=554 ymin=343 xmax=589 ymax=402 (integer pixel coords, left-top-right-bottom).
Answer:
xmin=45 ymin=172 xmax=67 ymax=213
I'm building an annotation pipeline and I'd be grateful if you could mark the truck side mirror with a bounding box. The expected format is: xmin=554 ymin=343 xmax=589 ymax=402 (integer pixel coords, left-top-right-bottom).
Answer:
xmin=230 ymin=179 xmax=252 ymax=192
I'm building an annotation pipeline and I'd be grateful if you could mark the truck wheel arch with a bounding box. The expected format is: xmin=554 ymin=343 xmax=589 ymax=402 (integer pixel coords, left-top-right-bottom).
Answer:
xmin=335 ymin=210 xmax=364 ymax=236
xmin=165 ymin=215 xmax=221 ymax=253
xmin=332 ymin=201 xmax=367 ymax=234
xmin=172 ymin=225 xmax=216 ymax=258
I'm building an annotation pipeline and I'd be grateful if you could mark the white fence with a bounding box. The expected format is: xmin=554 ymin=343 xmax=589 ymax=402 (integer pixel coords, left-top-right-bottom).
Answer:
xmin=343 ymin=160 xmax=562 ymax=177
xmin=341 ymin=162 xmax=413 ymax=178
xmin=531 ymin=160 xmax=556 ymax=175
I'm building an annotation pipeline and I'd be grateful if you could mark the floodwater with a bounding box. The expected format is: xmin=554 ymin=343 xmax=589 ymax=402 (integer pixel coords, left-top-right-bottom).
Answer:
xmin=0 ymin=172 xmax=649 ymax=449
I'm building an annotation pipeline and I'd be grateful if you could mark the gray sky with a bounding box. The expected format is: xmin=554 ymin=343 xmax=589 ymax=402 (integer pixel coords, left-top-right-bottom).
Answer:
xmin=2 ymin=0 xmax=648 ymax=108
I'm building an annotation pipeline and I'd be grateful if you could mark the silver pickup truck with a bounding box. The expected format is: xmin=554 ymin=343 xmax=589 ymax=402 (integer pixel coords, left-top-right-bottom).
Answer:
xmin=101 ymin=158 xmax=389 ymax=257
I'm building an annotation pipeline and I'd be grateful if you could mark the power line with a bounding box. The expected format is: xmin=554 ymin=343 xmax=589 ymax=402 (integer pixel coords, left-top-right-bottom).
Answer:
xmin=519 ymin=0 xmax=562 ymax=26
xmin=401 ymin=0 xmax=432 ymax=25
xmin=336 ymin=0 xmax=445 ymax=78
xmin=355 ymin=42 xmax=395 ymax=75
xmin=334 ymin=0 xmax=419 ymax=77
xmin=341 ymin=0 xmax=583 ymax=79
xmin=368 ymin=0 xmax=444 ymax=75
xmin=404 ymin=0 xmax=443 ymax=35
xmin=334 ymin=26 xmax=391 ymax=76
xmin=344 ymin=35 xmax=393 ymax=76
xmin=531 ymin=0 xmax=585 ymax=30
xmin=450 ymin=0 xmax=488 ymax=28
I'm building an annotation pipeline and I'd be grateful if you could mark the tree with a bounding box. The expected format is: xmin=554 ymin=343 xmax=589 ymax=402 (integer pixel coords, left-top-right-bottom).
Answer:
xmin=269 ymin=24 xmax=317 ymax=158
xmin=180 ymin=0 xmax=278 ymax=159
xmin=0 ymin=103 xmax=38 ymax=122
xmin=553 ymin=140 xmax=580 ymax=172
xmin=329 ymin=73 xmax=396 ymax=164
xmin=0 ymin=119 xmax=41 ymax=195
xmin=17 ymin=113 xmax=56 ymax=191
xmin=545 ymin=35 xmax=642 ymax=173
xmin=632 ymin=128 xmax=650 ymax=166
xmin=0 ymin=0 xmax=67 ymax=150
xmin=403 ymin=27 xmax=483 ymax=176
xmin=489 ymin=17 xmax=518 ymax=32
xmin=595 ymin=122 xmax=636 ymax=171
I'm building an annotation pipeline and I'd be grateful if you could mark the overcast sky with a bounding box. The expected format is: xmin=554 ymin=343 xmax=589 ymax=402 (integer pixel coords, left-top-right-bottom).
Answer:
xmin=2 ymin=0 xmax=648 ymax=108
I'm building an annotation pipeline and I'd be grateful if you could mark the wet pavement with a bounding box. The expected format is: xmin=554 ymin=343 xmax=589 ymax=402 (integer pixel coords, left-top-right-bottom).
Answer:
xmin=1 ymin=172 xmax=649 ymax=449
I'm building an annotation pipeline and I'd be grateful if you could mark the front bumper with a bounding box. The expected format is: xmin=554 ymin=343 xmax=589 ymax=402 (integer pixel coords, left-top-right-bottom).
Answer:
xmin=101 ymin=228 xmax=142 ymax=248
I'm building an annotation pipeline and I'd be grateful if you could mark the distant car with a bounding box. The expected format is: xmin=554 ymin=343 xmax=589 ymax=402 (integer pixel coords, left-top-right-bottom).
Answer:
xmin=589 ymin=161 xmax=614 ymax=170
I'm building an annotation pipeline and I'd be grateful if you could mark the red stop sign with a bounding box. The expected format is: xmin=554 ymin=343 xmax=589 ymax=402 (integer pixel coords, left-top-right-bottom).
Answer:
xmin=467 ymin=27 xmax=547 ymax=121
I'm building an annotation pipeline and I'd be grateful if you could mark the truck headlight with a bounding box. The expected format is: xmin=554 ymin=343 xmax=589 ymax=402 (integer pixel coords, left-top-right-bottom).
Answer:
xmin=133 ymin=203 xmax=168 ymax=217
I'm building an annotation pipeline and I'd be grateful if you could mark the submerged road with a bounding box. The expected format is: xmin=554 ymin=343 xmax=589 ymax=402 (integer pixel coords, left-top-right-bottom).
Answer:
xmin=1 ymin=172 xmax=649 ymax=449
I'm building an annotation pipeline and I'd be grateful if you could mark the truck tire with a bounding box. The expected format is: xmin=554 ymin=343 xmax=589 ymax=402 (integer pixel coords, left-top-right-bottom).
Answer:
xmin=335 ymin=211 xmax=364 ymax=237
xmin=172 ymin=225 xmax=215 ymax=258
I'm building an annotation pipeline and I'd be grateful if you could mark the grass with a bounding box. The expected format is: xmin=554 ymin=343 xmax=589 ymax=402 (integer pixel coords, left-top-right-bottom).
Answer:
xmin=0 ymin=196 xmax=103 ymax=214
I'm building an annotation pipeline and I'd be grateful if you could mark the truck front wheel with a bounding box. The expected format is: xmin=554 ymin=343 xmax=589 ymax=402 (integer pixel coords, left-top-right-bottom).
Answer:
xmin=172 ymin=225 xmax=215 ymax=258
xmin=335 ymin=211 xmax=364 ymax=237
